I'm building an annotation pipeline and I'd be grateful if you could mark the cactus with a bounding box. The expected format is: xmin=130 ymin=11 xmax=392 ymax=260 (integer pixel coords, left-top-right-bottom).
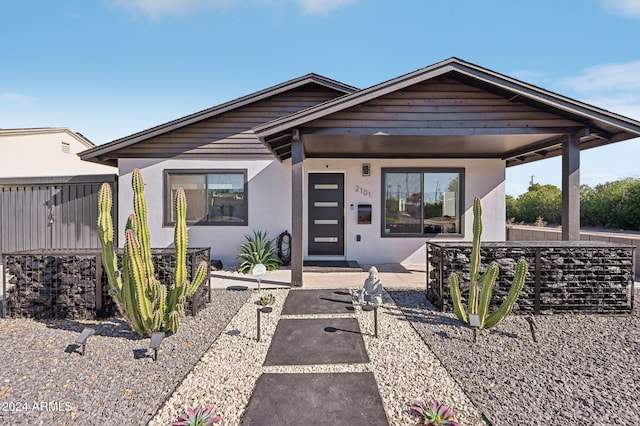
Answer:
xmin=449 ymin=196 xmax=528 ymax=330
xmin=97 ymin=169 xmax=208 ymax=336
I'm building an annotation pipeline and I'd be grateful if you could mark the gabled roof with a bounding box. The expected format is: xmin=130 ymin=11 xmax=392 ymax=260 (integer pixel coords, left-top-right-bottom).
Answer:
xmin=0 ymin=127 xmax=95 ymax=148
xmin=253 ymin=57 xmax=640 ymax=165
xmin=80 ymin=73 xmax=357 ymax=163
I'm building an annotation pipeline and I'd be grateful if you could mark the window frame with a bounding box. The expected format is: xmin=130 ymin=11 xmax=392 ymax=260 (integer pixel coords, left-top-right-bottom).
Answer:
xmin=380 ymin=167 xmax=465 ymax=238
xmin=163 ymin=169 xmax=248 ymax=227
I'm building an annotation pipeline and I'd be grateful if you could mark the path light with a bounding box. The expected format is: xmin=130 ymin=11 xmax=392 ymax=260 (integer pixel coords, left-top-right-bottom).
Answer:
xmin=468 ymin=313 xmax=481 ymax=343
xmin=252 ymin=263 xmax=267 ymax=291
xmin=256 ymin=306 xmax=272 ymax=342
xmin=362 ymin=303 xmax=380 ymax=338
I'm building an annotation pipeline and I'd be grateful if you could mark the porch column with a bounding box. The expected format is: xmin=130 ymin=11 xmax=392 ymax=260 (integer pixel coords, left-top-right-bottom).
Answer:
xmin=291 ymin=129 xmax=304 ymax=286
xmin=561 ymin=133 xmax=580 ymax=241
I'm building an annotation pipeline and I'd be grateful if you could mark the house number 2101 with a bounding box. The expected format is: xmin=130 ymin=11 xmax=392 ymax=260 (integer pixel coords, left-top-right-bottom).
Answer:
xmin=355 ymin=185 xmax=372 ymax=198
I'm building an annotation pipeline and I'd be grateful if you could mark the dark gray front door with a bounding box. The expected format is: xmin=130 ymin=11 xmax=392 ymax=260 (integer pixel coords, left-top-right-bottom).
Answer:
xmin=308 ymin=173 xmax=344 ymax=256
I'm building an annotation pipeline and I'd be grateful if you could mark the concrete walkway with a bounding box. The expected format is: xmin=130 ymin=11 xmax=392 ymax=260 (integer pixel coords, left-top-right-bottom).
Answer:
xmin=210 ymin=263 xmax=427 ymax=290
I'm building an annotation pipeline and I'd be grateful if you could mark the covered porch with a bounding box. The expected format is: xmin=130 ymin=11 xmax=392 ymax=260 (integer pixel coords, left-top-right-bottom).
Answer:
xmin=254 ymin=58 xmax=640 ymax=286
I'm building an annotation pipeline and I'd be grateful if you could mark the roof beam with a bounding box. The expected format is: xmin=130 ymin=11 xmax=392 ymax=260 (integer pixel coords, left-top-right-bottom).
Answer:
xmin=501 ymin=134 xmax=567 ymax=160
xmin=304 ymin=126 xmax=578 ymax=137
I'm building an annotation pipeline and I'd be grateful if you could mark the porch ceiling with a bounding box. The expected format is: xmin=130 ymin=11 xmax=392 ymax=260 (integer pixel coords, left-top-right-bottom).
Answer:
xmin=273 ymin=132 xmax=564 ymax=162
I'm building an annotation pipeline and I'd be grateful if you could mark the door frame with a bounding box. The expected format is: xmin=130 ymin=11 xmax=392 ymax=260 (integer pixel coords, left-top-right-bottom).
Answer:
xmin=305 ymin=171 xmax=347 ymax=260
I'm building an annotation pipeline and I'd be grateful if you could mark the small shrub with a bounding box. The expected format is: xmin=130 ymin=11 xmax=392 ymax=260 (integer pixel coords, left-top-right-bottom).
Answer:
xmin=410 ymin=400 xmax=460 ymax=426
xmin=238 ymin=230 xmax=281 ymax=273
xmin=173 ymin=405 xmax=221 ymax=426
xmin=534 ymin=216 xmax=547 ymax=227
xmin=260 ymin=293 xmax=276 ymax=306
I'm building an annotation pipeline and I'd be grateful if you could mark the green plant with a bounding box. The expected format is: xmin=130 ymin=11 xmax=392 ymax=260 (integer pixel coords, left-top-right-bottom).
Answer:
xmin=534 ymin=216 xmax=547 ymax=227
xmin=508 ymin=183 xmax=562 ymax=224
xmin=237 ymin=230 xmax=281 ymax=273
xmin=449 ymin=196 xmax=528 ymax=330
xmin=410 ymin=400 xmax=460 ymax=426
xmin=98 ymin=169 xmax=209 ymax=336
xmin=172 ymin=405 xmax=221 ymax=426
xmin=259 ymin=293 xmax=276 ymax=306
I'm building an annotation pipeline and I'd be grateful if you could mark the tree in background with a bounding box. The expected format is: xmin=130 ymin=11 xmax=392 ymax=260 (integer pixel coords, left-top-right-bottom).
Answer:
xmin=581 ymin=178 xmax=640 ymax=229
xmin=508 ymin=177 xmax=640 ymax=231
xmin=506 ymin=194 xmax=518 ymax=222
xmin=511 ymin=183 xmax=562 ymax=224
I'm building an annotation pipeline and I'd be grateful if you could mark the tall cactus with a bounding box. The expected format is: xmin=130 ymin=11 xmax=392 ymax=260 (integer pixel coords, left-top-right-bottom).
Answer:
xmin=98 ymin=169 xmax=208 ymax=336
xmin=449 ymin=196 xmax=528 ymax=330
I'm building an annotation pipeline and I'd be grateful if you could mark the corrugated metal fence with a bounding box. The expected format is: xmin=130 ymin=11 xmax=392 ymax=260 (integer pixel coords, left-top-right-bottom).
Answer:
xmin=0 ymin=175 xmax=117 ymax=258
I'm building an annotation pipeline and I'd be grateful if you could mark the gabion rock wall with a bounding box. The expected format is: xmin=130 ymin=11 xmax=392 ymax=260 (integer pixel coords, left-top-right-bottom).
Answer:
xmin=427 ymin=243 xmax=634 ymax=314
xmin=2 ymin=248 xmax=210 ymax=320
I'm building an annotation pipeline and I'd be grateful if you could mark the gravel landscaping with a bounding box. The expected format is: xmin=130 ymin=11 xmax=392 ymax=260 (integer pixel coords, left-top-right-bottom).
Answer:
xmin=150 ymin=289 xmax=486 ymax=426
xmin=389 ymin=288 xmax=640 ymax=426
xmin=2 ymin=283 xmax=637 ymax=425
xmin=0 ymin=289 xmax=249 ymax=425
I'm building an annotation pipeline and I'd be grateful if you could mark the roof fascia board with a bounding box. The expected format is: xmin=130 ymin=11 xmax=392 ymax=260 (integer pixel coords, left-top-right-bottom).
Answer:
xmin=0 ymin=127 xmax=95 ymax=148
xmin=80 ymin=74 xmax=357 ymax=160
xmin=0 ymin=127 xmax=67 ymax=136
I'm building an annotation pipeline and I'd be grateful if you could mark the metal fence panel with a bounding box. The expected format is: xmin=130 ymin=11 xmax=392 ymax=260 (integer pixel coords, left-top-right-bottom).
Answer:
xmin=0 ymin=175 xmax=117 ymax=258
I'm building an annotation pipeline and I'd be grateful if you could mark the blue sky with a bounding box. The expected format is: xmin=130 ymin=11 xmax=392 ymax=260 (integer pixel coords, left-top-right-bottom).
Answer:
xmin=1 ymin=0 xmax=639 ymax=196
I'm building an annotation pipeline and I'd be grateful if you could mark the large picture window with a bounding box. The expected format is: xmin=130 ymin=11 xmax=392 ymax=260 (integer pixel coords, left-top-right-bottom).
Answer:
xmin=164 ymin=170 xmax=247 ymax=226
xmin=382 ymin=168 xmax=463 ymax=236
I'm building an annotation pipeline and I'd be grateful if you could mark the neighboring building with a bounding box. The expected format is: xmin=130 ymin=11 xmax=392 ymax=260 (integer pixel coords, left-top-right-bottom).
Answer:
xmin=80 ymin=58 xmax=640 ymax=286
xmin=0 ymin=127 xmax=115 ymax=178
xmin=0 ymin=128 xmax=116 ymax=255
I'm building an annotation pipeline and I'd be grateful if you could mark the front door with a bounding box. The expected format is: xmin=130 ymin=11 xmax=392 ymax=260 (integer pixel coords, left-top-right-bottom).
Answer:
xmin=308 ymin=173 xmax=344 ymax=256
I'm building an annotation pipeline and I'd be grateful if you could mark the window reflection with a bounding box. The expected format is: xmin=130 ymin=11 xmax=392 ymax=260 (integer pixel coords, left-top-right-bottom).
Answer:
xmin=167 ymin=171 xmax=247 ymax=225
xmin=383 ymin=169 xmax=462 ymax=235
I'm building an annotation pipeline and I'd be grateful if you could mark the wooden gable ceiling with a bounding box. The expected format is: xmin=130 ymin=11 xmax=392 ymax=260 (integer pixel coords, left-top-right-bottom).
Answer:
xmin=80 ymin=75 xmax=356 ymax=166
xmin=255 ymin=58 xmax=640 ymax=166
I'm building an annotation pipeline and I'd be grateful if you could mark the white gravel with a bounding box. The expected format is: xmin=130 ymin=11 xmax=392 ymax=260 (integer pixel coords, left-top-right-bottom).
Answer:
xmin=150 ymin=289 xmax=486 ymax=425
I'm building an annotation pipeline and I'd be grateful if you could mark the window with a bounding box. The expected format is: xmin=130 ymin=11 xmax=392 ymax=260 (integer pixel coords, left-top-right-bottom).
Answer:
xmin=382 ymin=168 xmax=463 ymax=236
xmin=165 ymin=170 xmax=247 ymax=226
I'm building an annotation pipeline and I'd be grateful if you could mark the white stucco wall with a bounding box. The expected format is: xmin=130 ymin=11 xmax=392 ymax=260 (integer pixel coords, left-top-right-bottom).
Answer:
xmin=117 ymin=157 xmax=505 ymax=267
xmin=117 ymin=158 xmax=291 ymax=266
xmin=0 ymin=129 xmax=115 ymax=177
xmin=303 ymin=158 xmax=506 ymax=264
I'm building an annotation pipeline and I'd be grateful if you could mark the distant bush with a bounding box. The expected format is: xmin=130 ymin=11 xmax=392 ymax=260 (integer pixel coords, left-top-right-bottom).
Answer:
xmin=581 ymin=178 xmax=640 ymax=229
xmin=507 ymin=178 xmax=640 ymax=231
xmin=508 ymin=184 xmax=561 ymax=225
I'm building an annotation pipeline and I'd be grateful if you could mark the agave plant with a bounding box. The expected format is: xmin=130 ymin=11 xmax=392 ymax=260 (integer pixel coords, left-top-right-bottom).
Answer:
xmin=260 ymin=293 xmax=276 ymax=306
xmin=238 ymin=230 xmax=281 ymax=273
xmin=410 ymin=400 xmax=460 ymax=426
xmin=172 ymin=405 xmax=221 ymax=426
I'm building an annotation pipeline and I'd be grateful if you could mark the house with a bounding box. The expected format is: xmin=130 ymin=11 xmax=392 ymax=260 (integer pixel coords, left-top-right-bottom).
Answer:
xmin=0 ymin=128 xmax=116 ymax=254
xmin=80 ymin=58 xmax=640 ymax=286
xmin=0 ymin=128 xmax=115 ymax=178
